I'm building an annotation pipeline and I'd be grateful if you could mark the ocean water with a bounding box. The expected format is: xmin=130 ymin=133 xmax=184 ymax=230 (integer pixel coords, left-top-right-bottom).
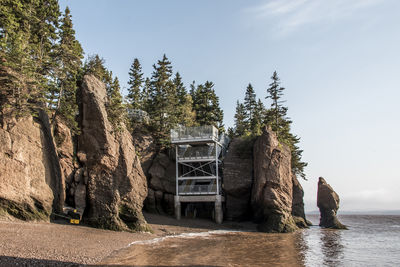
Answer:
xmin=103 ymin=215 xmax=400 ymax=266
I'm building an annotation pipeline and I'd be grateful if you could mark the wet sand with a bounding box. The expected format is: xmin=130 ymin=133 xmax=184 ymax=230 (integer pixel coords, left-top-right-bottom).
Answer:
xmin=99 ymin=231 xmax=306 ymax=267
xmin=0 ymin=212 xmax=255 ymax=266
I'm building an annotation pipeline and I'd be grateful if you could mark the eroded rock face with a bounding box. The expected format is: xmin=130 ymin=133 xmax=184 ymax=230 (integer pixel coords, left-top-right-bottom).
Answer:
xmin=317 ymin=177 xmax=346 ymax=229
xmin=143 ymin=152 xmax=176 ymax=214
xmin=292 ymin=174 xmax=311 ymax=228
xmin=0 ymin=116 xmax=54 ymax=220
xmin=131 ymin=132 xmax=157 ymax=177
xmin=78 ymin=75 xmax=148 ymax=231
xmin=53 ymin=118 xmax=75 ymax=206
xmin=223 ymin=138 xmax=253 ymax=220
xmin=251 ymin=126 xmax=297 ymax=233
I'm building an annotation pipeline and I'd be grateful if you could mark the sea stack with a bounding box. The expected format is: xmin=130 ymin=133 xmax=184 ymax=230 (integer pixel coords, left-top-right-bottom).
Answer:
xmin=78 ymin=75 xmax=149 ymax=231
xmin=251 ymin=126 xmax=298 ymax=233
xmin=317 ymin=177 xmax=347 ymax=229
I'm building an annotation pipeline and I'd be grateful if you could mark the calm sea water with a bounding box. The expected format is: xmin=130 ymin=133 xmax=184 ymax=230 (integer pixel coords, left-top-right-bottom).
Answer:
xmin=102 ymin=215 xmax=400 ymax=266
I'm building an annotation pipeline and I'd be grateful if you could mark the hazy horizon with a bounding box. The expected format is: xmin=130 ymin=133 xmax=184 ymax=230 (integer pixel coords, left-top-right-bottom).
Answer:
xmin=59 ymin=0 xmax=400 ymax=212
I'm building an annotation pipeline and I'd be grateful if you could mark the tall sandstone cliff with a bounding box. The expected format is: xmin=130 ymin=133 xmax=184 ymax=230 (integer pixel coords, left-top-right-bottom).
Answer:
xmin=252 ymin=126 xmax=298 ymax=232
xmin=222 ymin=126 xmax=308 ymax=232
xmin=77 ymin=75 xmax=148 ymax=231
xmin=223 ymin=138 xmax=253 ymax=220
xmin=0 ymin=114 xmax=61 ymax=220
xmin=0 ymin=75 xmax=149 ymax=232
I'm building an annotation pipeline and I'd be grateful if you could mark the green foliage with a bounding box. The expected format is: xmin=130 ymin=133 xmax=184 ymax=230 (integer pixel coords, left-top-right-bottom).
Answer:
xmin=244 ymin=83 xmax=257 ymax=122
xmin=234 ymin=101 xmax=247 ymax=136
xmin=264 ymin=71 xmax=307 ymax=179
xmin=146 ymin=54 xmax=177 ymax=145
xmin=192 ymin=81 xmax=224 ymax=132
xmin=0 ymin=0 xmax=60 ymax=118
xmin=233 ymin=71 xmax=307 ymax=179
xmin=173 ymin=72 xmax=195 ymax=126
xmin=123 ymin=54 xmax=224 ymax=146
xmin=233 ymin=84 xmax=265 ymax=137
xmin=127 ymin=58 xmax=143 ymax=110
xmin=107 ymin=77 xmax=126 ymax=131
xmin=50 ymin=6 xmax=83 ymax=133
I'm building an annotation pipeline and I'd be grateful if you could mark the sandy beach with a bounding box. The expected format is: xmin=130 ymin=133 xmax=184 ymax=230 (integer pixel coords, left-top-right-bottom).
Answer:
xmin=0 ymin=212 xmax=255 ymax=266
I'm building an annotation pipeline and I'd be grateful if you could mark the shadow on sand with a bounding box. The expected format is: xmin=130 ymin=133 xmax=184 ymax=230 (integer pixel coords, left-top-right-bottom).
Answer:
xmin=143 ymin=212 xmax=257 ymax=233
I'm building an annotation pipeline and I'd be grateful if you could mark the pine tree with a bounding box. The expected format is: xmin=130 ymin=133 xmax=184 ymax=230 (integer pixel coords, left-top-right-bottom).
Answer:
xmin=0 ymin=0 xmax=33 ymax=118
xmin=172 ymin=72 xmax=195 ymax=126
xmin=83 ymin=55 xmax=110 ymax=84
xmin=141 ymin=77 xmax=151 ymax=113
xmin=148 ymin=54 xmax=178 ymax=144
xmin=0 ymin=0 xmax=61 ymax=117
xmin=127 ymin=58 xmax=143 ymax=110
xmin=244 ymin=83 xmax=257 ymax=123
xmin=192 ymin=81 xmax=224 ymax=132
xmin=51 ymin=6 xmax=83 ymax=132
xmin=264 ymin=71 xmax=307 ymax=179
xmin=234 ymin=101 xmax=247 ymax=136
xmin=174 ymin=72 xmax=186 ymax=104
xmin=265 ymin=71 xmax=289 ymax=137
xmin=251 ymin=98 xmax=265 ymax=136
xmin=30 ymin=0 xmax=61 ymax=108
xmin=107 ymin=77 xmax=125 ymax=131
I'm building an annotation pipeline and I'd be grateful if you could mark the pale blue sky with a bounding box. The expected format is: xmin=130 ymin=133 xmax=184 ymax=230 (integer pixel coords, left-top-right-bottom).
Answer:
xmin=60 ymin=0 xmax=400 ymax=212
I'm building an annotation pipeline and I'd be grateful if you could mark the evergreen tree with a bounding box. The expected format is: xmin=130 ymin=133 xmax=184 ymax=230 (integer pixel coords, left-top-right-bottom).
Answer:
xmin=141 ymin=77 xmax=151 ymax=113
xmin=234 ymin=101 xmax=247 ymax=136
xmin=173 ymin=72 xmax=195 ymax=126
xmin=264 ymin=71 xmax=307 ymax=179
xmin=173 ymin=72 xmax=186 ymax=104
xmin=178 ymin=94 xmax=196 ymax=126
xmin=51 ymin=6 xmax=83 ymax=132
xmin=244 ymin=83 xmax=257 ymax=123
xmin=148 ymin=54 xmax=177 ymax=144
xmin=83 ymin=55 xmax=110 ymax=85
xmin=189 ymin=80 xmax=196 ymax=99
xmin=192 ymin=81 xmax=224 ymax=132
xmin=30 ymin=0 xmax=61 ymax=108
xmin=107 ymin=77 xmax=125 ymax=130
xmin=265 ymin=71 xmax=288 ymax=136
xmin=0 ymin=0 xmax=61 ymax=117
xmin=127 ymin=58 xmax=143 ymax=110
xmin=251 ymin=98 xmax=265 ymax=136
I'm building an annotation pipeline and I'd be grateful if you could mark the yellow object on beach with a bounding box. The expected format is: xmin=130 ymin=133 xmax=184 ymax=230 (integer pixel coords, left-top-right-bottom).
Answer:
xmin=70 ymin=219 xmax=80 ymax=224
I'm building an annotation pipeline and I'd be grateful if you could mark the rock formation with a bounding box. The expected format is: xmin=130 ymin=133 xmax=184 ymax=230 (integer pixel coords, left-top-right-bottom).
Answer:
xmin=53 ymin=117 xmax=75 ymax=206
xmin=317 ymin=177 xmax=346 ymax=229
xmin=143 ymin=152 xmax=176 ymax=214
xmin=78 ymin=74 xmax=148 ymax=231
xmin=251 ymin=126 xmax=297 ymax=233
xmin=223 ymin=138 xmax=253 ymax=220
xmin=292 ymin=174 xmax=312 ymax=227
xmin=0 ymin=115 xmax=56 ymax=220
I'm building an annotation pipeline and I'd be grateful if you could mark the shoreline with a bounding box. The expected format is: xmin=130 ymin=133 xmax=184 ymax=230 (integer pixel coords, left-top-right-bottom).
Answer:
xmin=0 ymin=212 xmax=257 ymax=266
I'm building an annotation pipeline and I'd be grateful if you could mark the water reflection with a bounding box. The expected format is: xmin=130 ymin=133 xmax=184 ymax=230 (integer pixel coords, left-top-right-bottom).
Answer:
xmin=101 ymin=231 xmax=307 ymax=266
xmin=320 ymin=229 xmax=344 ymax=266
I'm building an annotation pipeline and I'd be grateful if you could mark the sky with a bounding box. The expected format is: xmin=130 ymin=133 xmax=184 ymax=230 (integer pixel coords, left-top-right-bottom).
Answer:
xmin=59 ymin=0 xmax=400 ymax=212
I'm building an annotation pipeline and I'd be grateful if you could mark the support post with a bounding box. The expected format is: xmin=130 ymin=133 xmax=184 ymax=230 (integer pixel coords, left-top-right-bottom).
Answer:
xmin=215 ymin=142 xmax=219 ymax=195
xmin=175 ymin=145 xmax=179 ymax=196
xmin=174 ymin=195 xmax=181 ymax=220
xmin=215 ymin=195 xmax=223 ymax=224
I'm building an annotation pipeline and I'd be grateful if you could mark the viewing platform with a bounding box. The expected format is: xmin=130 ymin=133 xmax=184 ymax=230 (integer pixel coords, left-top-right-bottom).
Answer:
xmin=171 ymin=125 xmax=219 ymax=144
xmin=171 ymin=125 xmax=230 ymax=224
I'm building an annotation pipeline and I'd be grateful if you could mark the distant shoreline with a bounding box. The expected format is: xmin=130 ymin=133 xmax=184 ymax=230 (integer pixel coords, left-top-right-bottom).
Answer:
xmin=306 ymin=210 xmax=400 ymax=215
